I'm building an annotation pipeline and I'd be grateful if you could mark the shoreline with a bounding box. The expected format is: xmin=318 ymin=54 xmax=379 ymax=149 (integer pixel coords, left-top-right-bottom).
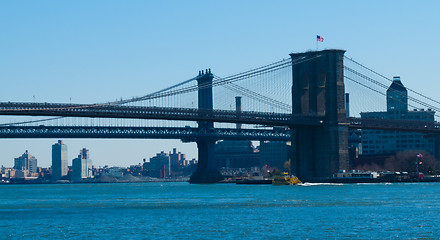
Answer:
xmin=2 ymin=176 xmax=440 ymax=185
xmin=0 ymin=176 xmax=190 ymax=185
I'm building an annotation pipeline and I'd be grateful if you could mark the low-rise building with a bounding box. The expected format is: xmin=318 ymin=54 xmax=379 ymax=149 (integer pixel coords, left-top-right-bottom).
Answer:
xmin=147 ymin=151 xmax=170 ymax=178
xmin=102 ymin=167 xmax=124 ymax=177
xmin=169 ymin=148 xmax=186 ymax=176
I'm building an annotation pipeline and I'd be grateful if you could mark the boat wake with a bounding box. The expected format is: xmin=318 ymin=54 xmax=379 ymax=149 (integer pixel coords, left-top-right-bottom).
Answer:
xmin=298 ymin=182 xmax=344 ymax=187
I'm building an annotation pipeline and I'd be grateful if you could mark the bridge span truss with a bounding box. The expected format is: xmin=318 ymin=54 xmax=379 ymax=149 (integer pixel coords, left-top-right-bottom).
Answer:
xmin=0 ymin=126 xmax=291 ymax=141
xmin=0 ymin=102 xmax=324 ymax=127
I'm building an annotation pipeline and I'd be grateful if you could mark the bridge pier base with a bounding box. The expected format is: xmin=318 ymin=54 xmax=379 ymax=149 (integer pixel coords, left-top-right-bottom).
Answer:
xmin=189 ymin=140 xmax=223 ymax=183
xmin=294 ymin=125 xmax=349 ymax=181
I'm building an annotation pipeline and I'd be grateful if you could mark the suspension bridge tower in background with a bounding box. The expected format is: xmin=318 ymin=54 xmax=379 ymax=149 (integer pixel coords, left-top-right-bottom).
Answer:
xmin=290 ymin=49 xmax=349 ymax=181
xmin=189 ymin=69 xmax=223 ymax=183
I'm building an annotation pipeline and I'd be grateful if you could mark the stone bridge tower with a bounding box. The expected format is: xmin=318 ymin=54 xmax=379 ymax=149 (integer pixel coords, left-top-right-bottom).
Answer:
xmin=189 ymin=69 xmax=223 ymax=183
xmin=290 ymin=49 xmax=349 ymax=181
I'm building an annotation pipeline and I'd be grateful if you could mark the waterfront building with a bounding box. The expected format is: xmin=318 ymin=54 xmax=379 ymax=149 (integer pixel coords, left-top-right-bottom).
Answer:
xmin=348 ymin=129 xmax=362 ymax=167
xmin=13 ymin=150 xmax=38 ymax=173
xmin=259 ymin=141 xmax=291 ymax=170
xmin=103 ymin=167 xmax=124 ymax=177
xmin=52 ymin=140 xmax=68 ymax=181
xmin=169 ymin=148 xmax=186 ymax=175
xmin=72 ymin=148 xmax=93 ymax=182
xmin=29 ymin=158 xmax=37 ymax=174
xmin=360 ymin=76 xmax=437 ymax=157
xmin=15 ymin=169 xmax=30 ymax=178
xmin=2 ymin=168 xmax=16 ymax=179
xmin=142 ymin=159 xmax=150 ymax=176
xmin=148 ymin=151 xmax=171 ymax=178
xmin=215 ymin=140 xmax=260 ymax=168
xmin=188 ymin=158 xmax=197 ymax=165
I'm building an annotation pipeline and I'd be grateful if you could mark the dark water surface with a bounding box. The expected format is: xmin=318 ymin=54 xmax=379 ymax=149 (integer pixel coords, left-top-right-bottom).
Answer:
xmin=0 ymin=182 xmax=439 ymax=239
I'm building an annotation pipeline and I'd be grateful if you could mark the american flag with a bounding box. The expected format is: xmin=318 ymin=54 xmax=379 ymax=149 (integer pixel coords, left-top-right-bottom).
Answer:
xmin=417 ymin=153 xmax=423 ymax=158
xmin=317 ymin=35 xmax=324 ymax=42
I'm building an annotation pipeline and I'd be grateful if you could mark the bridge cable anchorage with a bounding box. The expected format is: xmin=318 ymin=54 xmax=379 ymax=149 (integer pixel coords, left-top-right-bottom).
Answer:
xmin=344 ymin=56 xmax=440 ymax=108
xmin=344 ymin=65 xmax=440 ymax=114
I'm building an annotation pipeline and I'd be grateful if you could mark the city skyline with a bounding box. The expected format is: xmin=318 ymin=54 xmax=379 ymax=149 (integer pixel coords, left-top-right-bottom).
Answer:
xmin=1 ymin=0 xmax=440 ymax=167
xmin=0 ymin=140 xmax=196 ymax=168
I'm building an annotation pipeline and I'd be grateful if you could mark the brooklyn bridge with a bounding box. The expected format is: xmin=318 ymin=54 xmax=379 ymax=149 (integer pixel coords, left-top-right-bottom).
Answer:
xmin=1 ymin=49 xmax=439 ymax=183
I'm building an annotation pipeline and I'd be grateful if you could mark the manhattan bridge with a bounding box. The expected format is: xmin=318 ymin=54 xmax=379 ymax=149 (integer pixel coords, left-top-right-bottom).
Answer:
xmin=1 ymin=50 xmax=440 ymax=183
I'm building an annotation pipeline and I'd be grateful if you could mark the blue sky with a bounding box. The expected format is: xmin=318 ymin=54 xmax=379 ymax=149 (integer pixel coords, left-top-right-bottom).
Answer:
xmin=1 ymin=1 xmax=439 ymax=167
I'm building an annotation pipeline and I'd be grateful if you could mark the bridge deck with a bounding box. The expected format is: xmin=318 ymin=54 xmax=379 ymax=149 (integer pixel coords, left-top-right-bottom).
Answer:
xmin=0 ymin=102 xmax=323 ymax=126
xmin=0 ymin=126 xmax=291 ymax=140
xmin=1 ymin=102 xmax=440 ymax=133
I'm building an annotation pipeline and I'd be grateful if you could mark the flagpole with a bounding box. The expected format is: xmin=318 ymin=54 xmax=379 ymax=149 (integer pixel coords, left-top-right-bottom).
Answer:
xmin=316 ymin=36 xmax=318 ymax=51
xmin=316 ymin=35 xmax=323 ymax=51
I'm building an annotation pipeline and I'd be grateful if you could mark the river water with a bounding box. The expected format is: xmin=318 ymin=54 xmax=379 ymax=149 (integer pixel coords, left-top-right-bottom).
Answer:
xmin=0 ymin=182 xmax=438 ymax=239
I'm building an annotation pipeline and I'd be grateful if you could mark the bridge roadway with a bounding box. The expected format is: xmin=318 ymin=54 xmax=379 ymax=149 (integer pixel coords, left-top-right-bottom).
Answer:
xmin=2 ymin=117 xmax=439 ymax=141
xmin=0 ymin=125 xmax=291 ymax=140
xmin=0 ymin=102 xmax=322 ymax=126
xmin=1 ymin=102 xmax=440 ymax=133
